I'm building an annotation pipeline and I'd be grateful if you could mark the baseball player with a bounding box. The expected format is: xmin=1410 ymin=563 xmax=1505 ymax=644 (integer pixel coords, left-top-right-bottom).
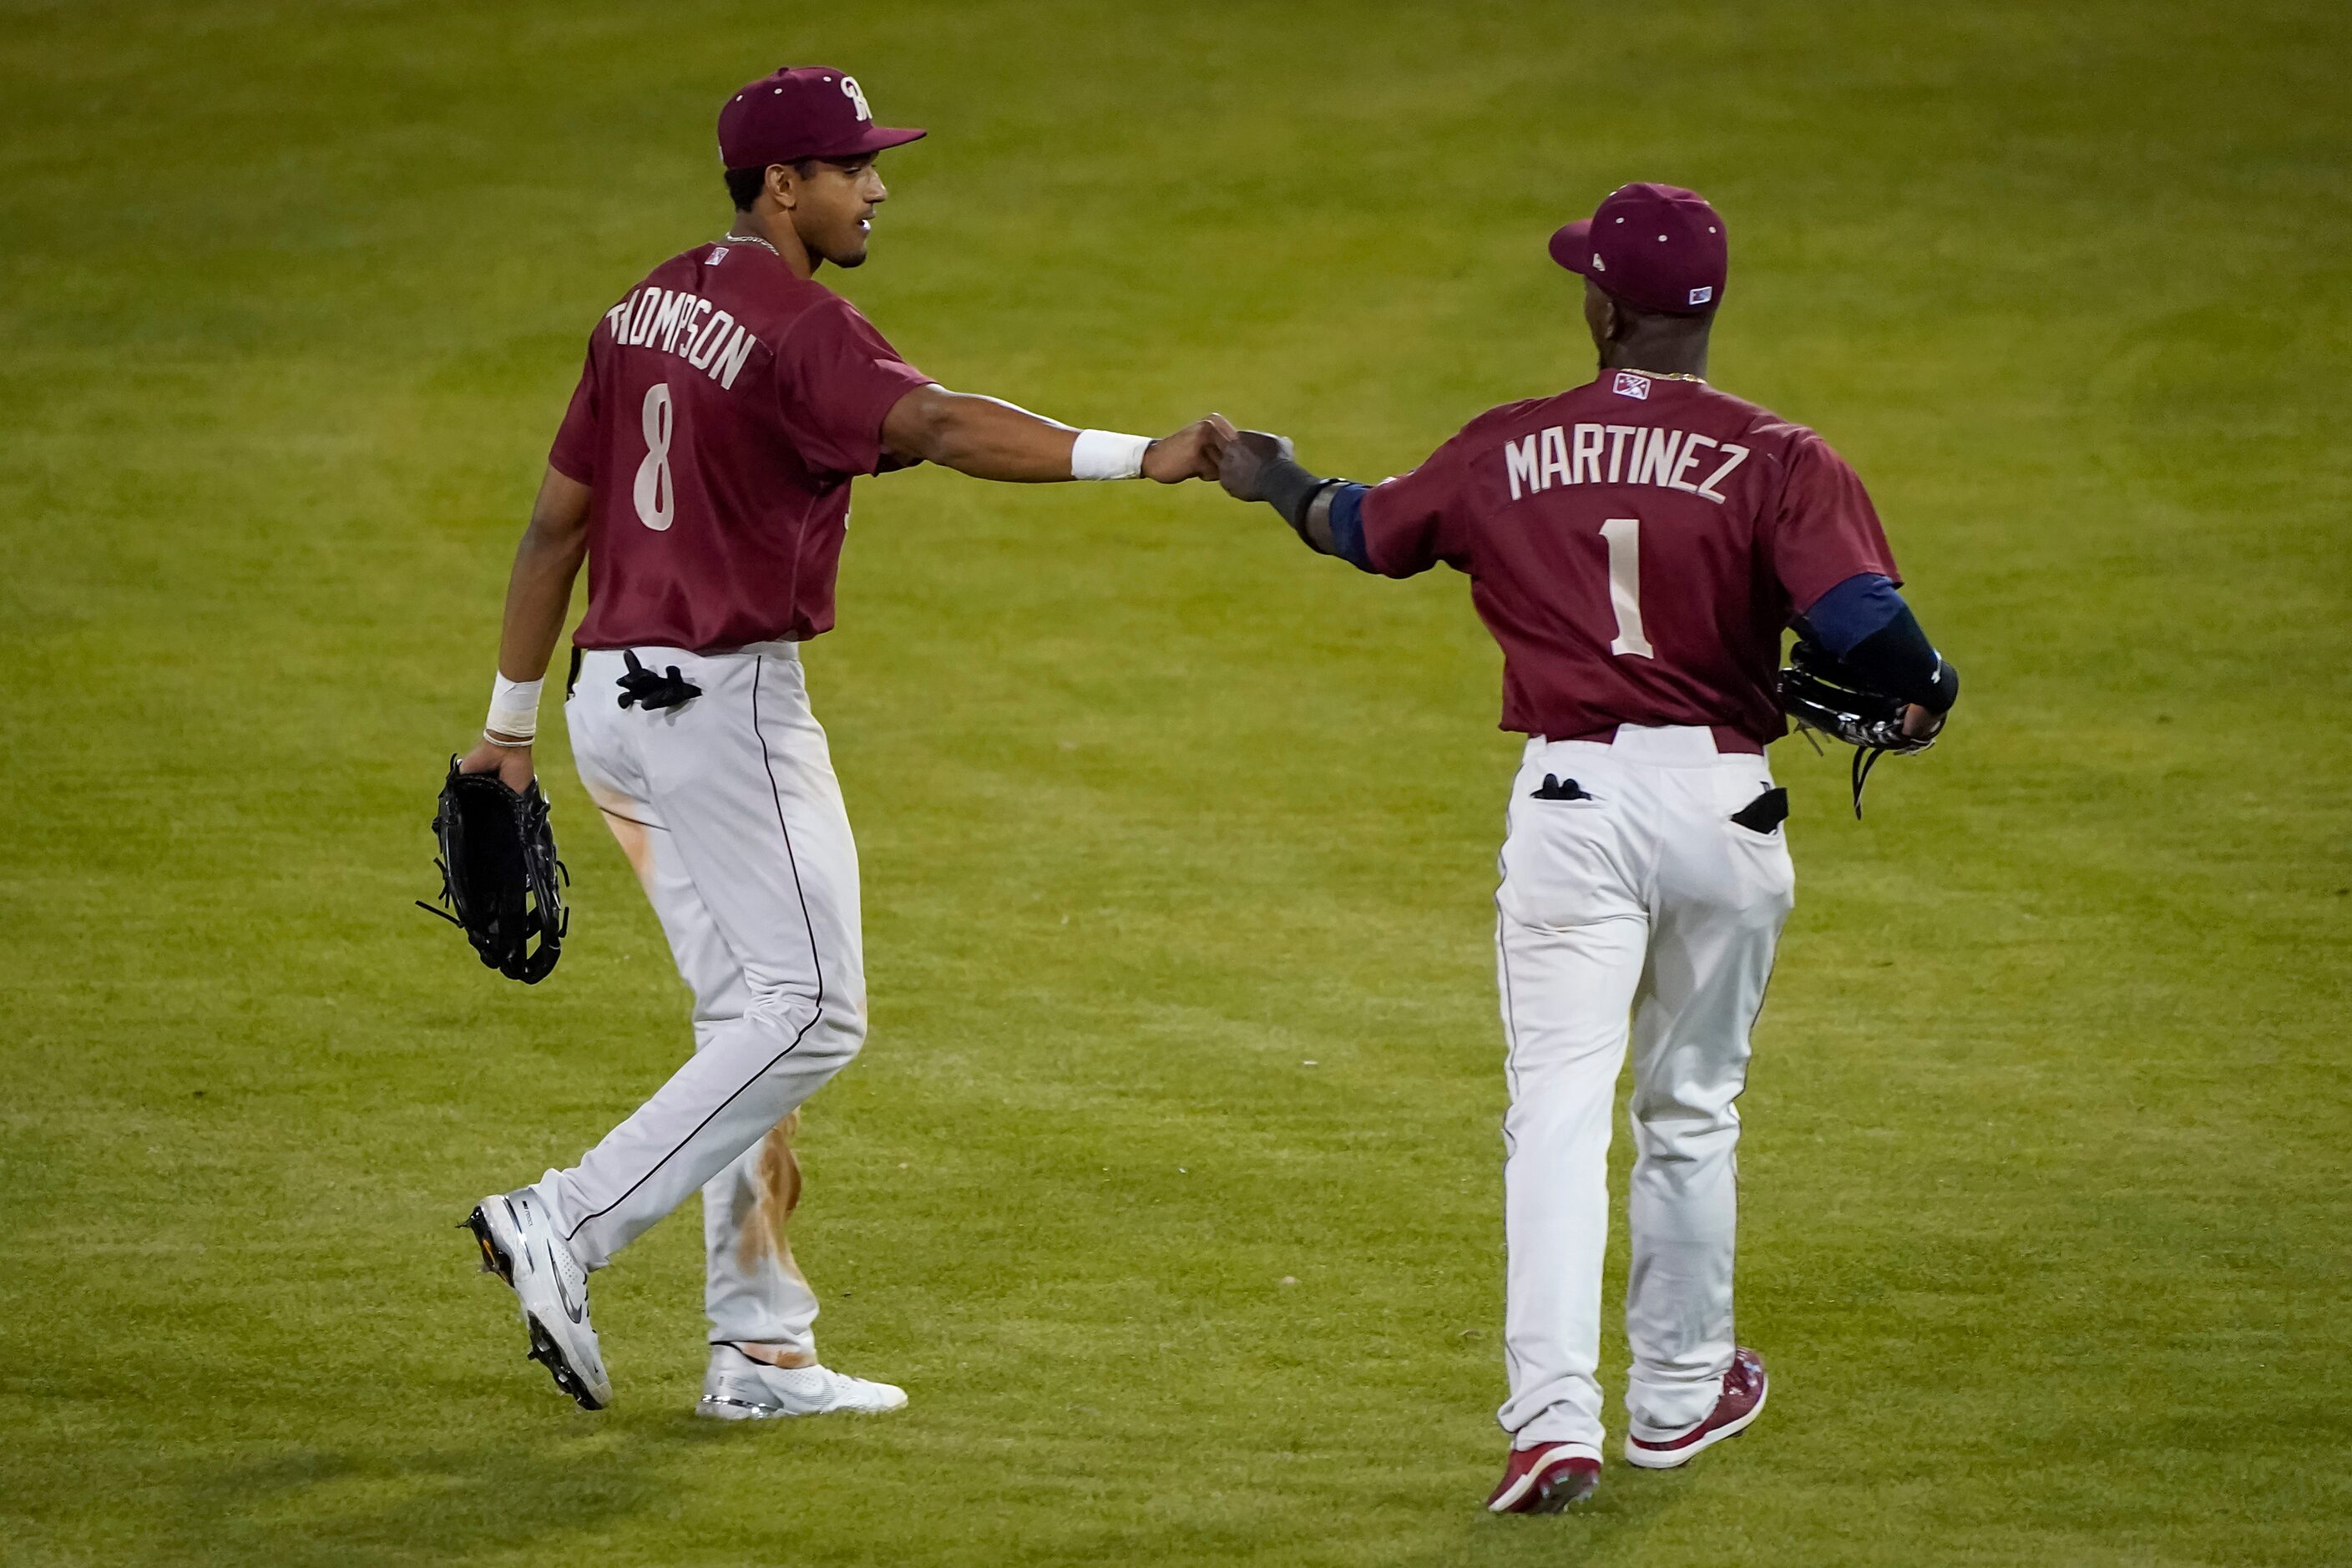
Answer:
xmin=1216 ymin=184 xmax=1959 ymax=1510
xmin=453 ymin=65 xmax=1231 ymax=1419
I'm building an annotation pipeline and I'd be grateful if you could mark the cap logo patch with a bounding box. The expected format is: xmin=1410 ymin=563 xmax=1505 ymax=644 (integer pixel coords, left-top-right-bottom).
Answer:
xmin=1688 ymin=285 xmax=1713 ymax=305
xmin=1591 ymin=253 xmax=1606 ymax=271
xmin=839 ymin=74 xmax=873 ymax=122
xmin=1611 ymin=371 xmax=1651 ymax=400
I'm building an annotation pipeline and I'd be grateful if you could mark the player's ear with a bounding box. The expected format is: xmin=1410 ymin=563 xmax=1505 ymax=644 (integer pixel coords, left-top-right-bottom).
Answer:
xmin=1581 ymin=277 xmax=1616 ymax=349
xmin=766 ymin=163 xmax=797 ymax=211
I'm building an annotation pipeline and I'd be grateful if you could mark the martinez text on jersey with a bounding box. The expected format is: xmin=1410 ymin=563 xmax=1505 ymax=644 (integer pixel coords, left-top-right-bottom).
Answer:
xmin=1503 ymin=423 xmax=1752 ymax=504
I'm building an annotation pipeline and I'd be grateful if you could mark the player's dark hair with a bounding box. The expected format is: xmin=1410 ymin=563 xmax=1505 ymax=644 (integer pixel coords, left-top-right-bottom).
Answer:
xmin=724 ymin=166 xmax=768 ymax=211
xmin=723 ymin=157 xmax=870 ymax=211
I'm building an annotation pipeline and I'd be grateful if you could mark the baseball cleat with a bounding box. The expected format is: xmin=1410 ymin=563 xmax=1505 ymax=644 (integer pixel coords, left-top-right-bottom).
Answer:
xmin=694 ymin=1343 xmax=908 ymax=1420
xmin=1624 ymin=1346 xmax=1768 ymax=1469
xmin=1487 ymin=1442 xmax=1601 ymax=1513
xmin=463 ymin=1187 xmax=612 ymax=1411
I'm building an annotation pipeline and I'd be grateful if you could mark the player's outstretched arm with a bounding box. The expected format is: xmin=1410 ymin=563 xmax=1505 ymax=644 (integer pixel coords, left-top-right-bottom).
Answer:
xmin=881 ymin=384 xmax=1232 ymax=484
xmin=455 ymin=466 xmax=593 ymax=792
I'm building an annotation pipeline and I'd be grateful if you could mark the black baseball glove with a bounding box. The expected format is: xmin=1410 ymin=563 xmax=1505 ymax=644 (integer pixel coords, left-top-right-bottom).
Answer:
xmin=416 ymin=758 xmax=569 ymax=983
xmin=1778 ymin=638 xmax=1942 ymax=817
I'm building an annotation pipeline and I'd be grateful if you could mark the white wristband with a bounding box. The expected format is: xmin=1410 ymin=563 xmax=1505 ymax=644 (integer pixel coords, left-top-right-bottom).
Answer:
xmin=1070 ymin=429 xmax=1151 ymax=480
xmin=487 ymin=672 xmax=544 ymax=741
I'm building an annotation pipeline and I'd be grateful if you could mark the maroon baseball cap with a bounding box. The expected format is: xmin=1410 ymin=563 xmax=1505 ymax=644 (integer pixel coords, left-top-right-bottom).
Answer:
xmin=717 ymin=66 xmax=926 ymax=169
xmin=1548 ymin=183 xmax=1727 ymax=315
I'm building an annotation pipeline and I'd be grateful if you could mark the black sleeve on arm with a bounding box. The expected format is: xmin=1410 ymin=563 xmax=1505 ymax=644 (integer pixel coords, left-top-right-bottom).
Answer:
xmin=1255 ymin=455 xmax=1334 ymax=534
xmin=1842 ymin=600 xmax=1961 ymax=713
xmin=1253 ymin=456 xmax=1382 ymax=569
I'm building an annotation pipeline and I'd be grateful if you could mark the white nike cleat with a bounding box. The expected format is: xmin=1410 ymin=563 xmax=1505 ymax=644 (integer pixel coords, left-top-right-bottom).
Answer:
xmin=694 ymin=1343 xmax=908 ymax=1420
xmin=463 ymin=1187 xmax=613 ymax=1411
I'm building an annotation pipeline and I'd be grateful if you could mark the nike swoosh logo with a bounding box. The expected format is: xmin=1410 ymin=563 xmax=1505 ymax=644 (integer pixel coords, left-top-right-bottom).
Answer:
xmin=545 ymin=1242 xmax=588 ymax=1324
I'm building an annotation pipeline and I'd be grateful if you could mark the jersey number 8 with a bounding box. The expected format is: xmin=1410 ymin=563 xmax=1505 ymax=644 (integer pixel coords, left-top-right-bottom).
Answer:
xmin=634 ymin=382 xmax=675 ymax=532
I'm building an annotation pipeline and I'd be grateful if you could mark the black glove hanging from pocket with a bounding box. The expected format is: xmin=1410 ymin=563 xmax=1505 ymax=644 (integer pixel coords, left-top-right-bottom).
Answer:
xmin=615 ymin=650 xmax=703 ymax=712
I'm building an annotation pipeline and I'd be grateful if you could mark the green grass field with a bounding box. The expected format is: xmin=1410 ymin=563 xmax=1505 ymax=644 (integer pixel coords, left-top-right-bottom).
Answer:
xmin=5 ymin=2 xmax=2349 ymax=1563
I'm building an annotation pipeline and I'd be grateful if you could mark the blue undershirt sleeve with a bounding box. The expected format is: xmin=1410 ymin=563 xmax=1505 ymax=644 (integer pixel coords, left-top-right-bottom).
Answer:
xmin=1795 ymin=572 xmax=1904 ymax=656
xmin=1327 ymin=483 xmax=1376 ymax=573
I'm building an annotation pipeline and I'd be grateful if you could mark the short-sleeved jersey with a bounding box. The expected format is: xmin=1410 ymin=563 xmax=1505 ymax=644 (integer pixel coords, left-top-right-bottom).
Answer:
xmin=549 ymin=242 xmax=934 ymax=652
xmin=1359 ymin=371 xmax=1899 ymax=749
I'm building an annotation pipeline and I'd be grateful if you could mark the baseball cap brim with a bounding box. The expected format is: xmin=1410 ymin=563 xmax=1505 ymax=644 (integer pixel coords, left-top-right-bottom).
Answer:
xmin=1547 ymin=219 xmax=1594 ymax=276
xmin=805 ymin=124 xmax=927 ymax=160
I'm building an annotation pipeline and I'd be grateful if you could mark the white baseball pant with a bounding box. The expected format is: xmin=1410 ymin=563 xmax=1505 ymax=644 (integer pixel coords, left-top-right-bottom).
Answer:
xmin=1493 ymin=726 xmax=1794 ymax=1458
xmin=538 ymin=640 xmax=862 ymax=1362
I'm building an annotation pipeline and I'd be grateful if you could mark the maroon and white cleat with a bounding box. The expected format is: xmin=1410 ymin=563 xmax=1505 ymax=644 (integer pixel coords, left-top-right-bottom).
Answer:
xmin=1486 ymin=1443 xmax=1601 ymax=1513
xmin=1624 ymin=1346 xmax=1768 ymax=1469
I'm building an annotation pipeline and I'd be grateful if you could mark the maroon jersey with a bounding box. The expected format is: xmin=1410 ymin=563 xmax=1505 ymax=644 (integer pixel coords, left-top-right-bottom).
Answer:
xmin=549 ymin=243 xmax=934 ymax=652
xmin=1359 ymin=370 xmax=1899 ymax=749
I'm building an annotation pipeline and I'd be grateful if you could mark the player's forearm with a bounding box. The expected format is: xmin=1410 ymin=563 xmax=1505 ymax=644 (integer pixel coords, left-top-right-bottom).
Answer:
xmin=494 ymin=534 xmax=584 ymax=683
xmin=1849 ymin=609 xmax=1958 ymax=714
xmin=493 ymin=468 xmax=593 ymax=683
xmin=1797 ymin=574 xmax=1959 ymax=714
xmin=883 ymin=384 xmax=1225 ymax=484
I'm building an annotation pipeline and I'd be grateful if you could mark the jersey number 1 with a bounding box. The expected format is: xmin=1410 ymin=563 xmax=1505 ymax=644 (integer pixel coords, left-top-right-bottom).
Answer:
xmin=634 ymin=383 xmax=675 ymax=532
xmin=1601 ymin=517 xmax=1653 ymax=659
